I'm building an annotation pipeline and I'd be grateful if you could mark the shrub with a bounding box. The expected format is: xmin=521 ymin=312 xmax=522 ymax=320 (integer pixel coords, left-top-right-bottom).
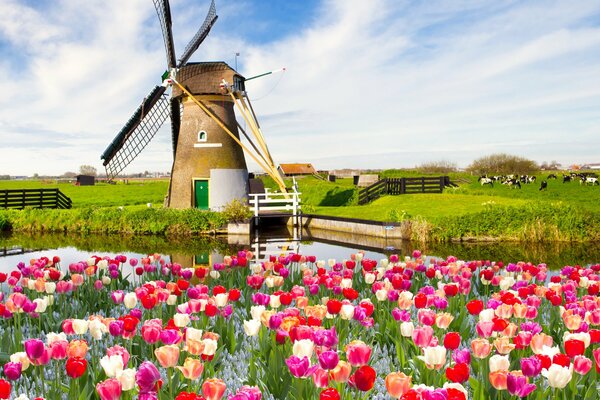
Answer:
xmin=467 ymin=153 xmax=538 ymax=175
xmin=221 ymin=199 xmax=253 ymax=223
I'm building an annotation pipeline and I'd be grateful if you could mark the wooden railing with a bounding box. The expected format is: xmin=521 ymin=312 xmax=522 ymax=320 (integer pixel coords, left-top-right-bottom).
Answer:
xmin=0 ymin=189 xmax=72 ymax=209
xmin=358 ymin=176 xmax=455 ymax=205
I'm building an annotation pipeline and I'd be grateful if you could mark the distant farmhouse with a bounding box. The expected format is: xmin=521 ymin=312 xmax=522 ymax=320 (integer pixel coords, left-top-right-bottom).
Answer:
xmin=582 ymin=163 xmax=600 ymax=170
xmin=278 ymin=163 xmax=317 ymax=177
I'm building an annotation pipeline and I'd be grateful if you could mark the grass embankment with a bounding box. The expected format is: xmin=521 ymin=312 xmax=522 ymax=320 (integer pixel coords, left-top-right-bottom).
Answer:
xmin=0 ymin=179 xmax=230 ymax=235
xmin=0 ymin=179 xmax=169 ymax=208
xmin=264 ymin=172 xmax=600 ymax=242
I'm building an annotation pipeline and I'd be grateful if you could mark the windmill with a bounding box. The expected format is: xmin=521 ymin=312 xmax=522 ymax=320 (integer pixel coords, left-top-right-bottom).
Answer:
xmin=101 ymin=0 xmax=287 ymax=210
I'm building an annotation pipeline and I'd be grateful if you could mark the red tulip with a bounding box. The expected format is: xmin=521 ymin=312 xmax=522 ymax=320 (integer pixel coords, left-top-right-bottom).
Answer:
xmin=553 ymin=353 xmax=571 ymax=368
xmin=443 ymin=332 xmax=461 ymax=350
xmin=320 ymin=387 xmax=340 ymax=400
xmin=446 ymin=362 xmax=470 ymax=383
xmin=326 ymin=299 xmax=342 ymax=315
xmin=352 ymin=365 xmax=376 ymax=391
xmin=443 ymin=284 xmax=458 ymax=297
xmin=342 ymin=288 xmax=358 ymax=301
xmin=228 ymin=288 xmax=241 ymax=301
xmin=66 ymin=357 xmax=87 ymax=378
xmin=466 ymin=299 xmax=483 ymax=315
xmin=414 ymin=293 xmax=427 ymax=309
xmin=0 ymin=379 xmax=10 ymax=400
xmin=564 ymin=339 xmax=585 ymax=358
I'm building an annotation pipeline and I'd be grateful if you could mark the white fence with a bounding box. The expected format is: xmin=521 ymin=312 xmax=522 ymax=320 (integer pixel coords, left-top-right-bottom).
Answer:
xmin=248 ymin=191 xmax=302 ymax=226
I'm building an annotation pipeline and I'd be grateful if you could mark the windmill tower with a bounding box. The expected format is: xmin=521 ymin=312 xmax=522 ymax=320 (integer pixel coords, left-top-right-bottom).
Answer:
xmin=101 ymin=0 xmax=287 ymax=210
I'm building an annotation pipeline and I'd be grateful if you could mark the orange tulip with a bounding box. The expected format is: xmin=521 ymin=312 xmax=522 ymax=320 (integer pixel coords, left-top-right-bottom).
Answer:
xmin=280 ymin=316 xmax=300 ymax=333
xmin=385 ymin=371 xmax=412 ymax=398
xmin=435 ymin=313 xmax=454 ymax=329
xmin=562 ymin=311 xmax=582 ymax=331
xmin=71 ymin=274 xmax=84 ymax=286
xmin=66 ymin=340 xmax=89 ymax=358
xmin=202 ymin=378 xmax=226 ymax=400
xmin=329 ymin=360 xmax=352 ymax=383
xmin=185 ymin=338 xmax=205 ymax=356
xmin=530 ymin=333 xmax=553 ymax=354
xmin=176 ymin=357 xmax=204 ymax=380
xmin=502 ymin=322 xmax=518 ymax=338
xmin=471 ymin=338 xmax=492 ymax=359
xmin=154 ymin=345 xmax=180 ymax=368
xmin=202 ymin=332 xmax=220 ymax=342
xmin=495 ymin=304 xmax=513 ymax=319
xmin=493 ymin=336 xmax=516 ymax=355
xmin=489 ymin=370 xmax=508 ymax=390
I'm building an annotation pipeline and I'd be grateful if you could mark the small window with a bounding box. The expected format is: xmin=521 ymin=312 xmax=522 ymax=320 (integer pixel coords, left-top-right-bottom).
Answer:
xmin=198 ymin=131 xmax=207 ymax=142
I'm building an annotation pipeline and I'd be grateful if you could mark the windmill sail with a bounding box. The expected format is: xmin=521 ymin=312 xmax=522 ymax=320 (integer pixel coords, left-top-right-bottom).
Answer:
xmin=177 ymin=0 xmax=218 ymax=66
xmin=153 ymin=0 xmax=177 ymax=69
xmin=101 ymin=86 xmax=170 ymax=179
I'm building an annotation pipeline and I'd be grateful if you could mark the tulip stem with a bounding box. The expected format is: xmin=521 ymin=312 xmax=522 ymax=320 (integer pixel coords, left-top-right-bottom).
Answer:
xmin=167 ymin=367 xmax=173 ymax=400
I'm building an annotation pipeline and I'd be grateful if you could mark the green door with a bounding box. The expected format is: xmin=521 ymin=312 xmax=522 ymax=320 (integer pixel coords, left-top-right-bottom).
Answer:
xmin=194 ymin=180 xmax=209 ymax=210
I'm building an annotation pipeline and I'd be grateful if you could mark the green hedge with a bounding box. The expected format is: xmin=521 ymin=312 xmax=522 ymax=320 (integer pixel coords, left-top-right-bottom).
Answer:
xmin=0 ymin=207 xmax=228 ymax=235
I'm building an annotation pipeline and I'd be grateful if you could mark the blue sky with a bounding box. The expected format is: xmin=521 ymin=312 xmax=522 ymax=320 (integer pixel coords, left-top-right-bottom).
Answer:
xmin=0 ymin=0 xmax=599 ymax=176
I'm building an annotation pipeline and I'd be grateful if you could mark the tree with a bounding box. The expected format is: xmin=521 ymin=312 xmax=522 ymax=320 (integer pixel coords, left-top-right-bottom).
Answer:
xmin=62 ymin=171 xmax=77 ymax=178
xmin=467 ymin=153 xmax=538 ymax=175
xmin=79 ymin=165 xmax=97 ymax=176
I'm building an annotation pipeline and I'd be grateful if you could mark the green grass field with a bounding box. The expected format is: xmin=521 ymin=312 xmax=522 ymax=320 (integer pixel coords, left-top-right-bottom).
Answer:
xmin=0 ymin=179 xmax=169 ymax=208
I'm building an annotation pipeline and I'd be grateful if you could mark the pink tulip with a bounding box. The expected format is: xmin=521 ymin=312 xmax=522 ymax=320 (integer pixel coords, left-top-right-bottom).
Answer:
xmin=106 ymin=345 xmax=130 ymax=367
xmin=49 ymin=340 xmax=68 ymax=360
xmin=3 ymin=362 xmax=22 ymax=380
xmin=574 ymin=355 xmax=592 ymax=375
xmin=345 ymin=340 xmax=372 ymax=367
xmin=96 ymin=378 xmax=122 ymax=400
xmin=141 ymin=319 xmax=162 ymax=344
xmin=412 ymin=325 xmax=434 ymax=348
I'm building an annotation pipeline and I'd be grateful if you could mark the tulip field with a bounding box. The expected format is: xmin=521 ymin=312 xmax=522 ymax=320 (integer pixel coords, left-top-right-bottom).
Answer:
xmin=0 ymin=250 xmax=599 ymax=400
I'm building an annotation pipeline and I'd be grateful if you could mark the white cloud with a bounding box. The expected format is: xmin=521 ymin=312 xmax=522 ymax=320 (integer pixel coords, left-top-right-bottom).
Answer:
xmin=0 ymin=0 xmax=599 ymax=176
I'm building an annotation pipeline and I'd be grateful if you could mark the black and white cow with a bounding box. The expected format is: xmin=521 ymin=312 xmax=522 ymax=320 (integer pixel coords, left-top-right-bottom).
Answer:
xmin=539 ymin=180 xmax=547 ymax=191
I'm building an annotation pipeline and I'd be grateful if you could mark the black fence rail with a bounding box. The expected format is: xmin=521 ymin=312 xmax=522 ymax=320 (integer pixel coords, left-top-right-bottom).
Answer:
xmin=358 ymin=176 xmax=456 ymax=205
xmin=0 ymin=189 xmax=72 ymax=210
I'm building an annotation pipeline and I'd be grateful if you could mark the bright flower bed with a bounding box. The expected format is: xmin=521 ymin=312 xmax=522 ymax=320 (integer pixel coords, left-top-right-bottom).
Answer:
xmin=0 ymin=250 xmax=599 ymax=399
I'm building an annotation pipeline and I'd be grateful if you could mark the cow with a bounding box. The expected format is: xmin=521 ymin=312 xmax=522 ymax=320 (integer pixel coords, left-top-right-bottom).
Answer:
xmin=581 ymin=176 xmax=599 ymax=186
xmin=479 ymin=176 xmax=494 ymax=187
xmin=506 ymin=179 xmax=521 ymax=189
xmin=539 ymin=180 xmax=547 ymax=191
xmin=563 ymin=175 xmax=571 ymax=183
xmin=547 ymin=174 xmax=557 ymax=180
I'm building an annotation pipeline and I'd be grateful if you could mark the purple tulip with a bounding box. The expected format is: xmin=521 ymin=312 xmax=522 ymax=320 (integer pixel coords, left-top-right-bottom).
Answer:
xmin=285 ymin=355 xmax=317 ymax=378
xmin=521 ymin=356 xmax=542 ymax=377
xmin=135 ymin=361 xmax=161 ymax=393
xmin=3 ymin=361 xmax=22 ymax=380
xmin=24 ymin=338 xmax=45 ymax=360
xmin=318 ymin=350 xmax=339 ymax=370
xmin=507 ymin=372 xmax=536 ymax=397
xmin=109 ymin=320 xmax=124 ymax=337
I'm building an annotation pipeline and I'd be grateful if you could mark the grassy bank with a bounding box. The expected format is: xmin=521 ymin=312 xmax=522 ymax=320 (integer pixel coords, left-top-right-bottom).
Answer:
xmin=0 ymin=206 xmax=227 ymax=235
xmin=265 ymin=173 xmax=600 ymax=242
xmin=0 ymin=179 xmax=169 ymax=208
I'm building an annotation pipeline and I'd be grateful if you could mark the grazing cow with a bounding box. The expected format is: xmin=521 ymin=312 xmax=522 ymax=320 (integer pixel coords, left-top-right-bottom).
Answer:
xmin=563 ymin=175 xmax=571 ymax=183
xmin=547 ymin=174 xmax=557 ymax=180
xmin=479 ymin=176 xmax=494 ymax=187
xmin=506 ymin=179 xmax=521 ymax=189
xmin=581 ymin=176 xmax=599 ymax=186
xmin=539 ymin=180 xmax=547 ymax=191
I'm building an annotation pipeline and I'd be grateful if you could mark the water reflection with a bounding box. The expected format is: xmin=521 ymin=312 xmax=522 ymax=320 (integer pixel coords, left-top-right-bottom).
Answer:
xmin=1 ymin=230 xmax=599 ymax=273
